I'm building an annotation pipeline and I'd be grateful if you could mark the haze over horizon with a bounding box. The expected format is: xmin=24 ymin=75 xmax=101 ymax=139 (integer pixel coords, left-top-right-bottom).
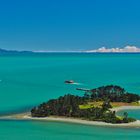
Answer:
xmin=0 ymin=0 xmax=140 ymax=51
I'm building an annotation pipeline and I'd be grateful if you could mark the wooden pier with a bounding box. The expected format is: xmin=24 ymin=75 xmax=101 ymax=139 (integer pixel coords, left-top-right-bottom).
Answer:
xmin=76 ymin=88 xmax=91 ymax=92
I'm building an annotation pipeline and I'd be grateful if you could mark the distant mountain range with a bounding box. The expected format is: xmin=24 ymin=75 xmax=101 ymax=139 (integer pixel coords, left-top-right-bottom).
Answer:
xmin=0 ymin=48 xmax=33 ymax=54
xmin=1 ymin=46 xmax=140 ymax=54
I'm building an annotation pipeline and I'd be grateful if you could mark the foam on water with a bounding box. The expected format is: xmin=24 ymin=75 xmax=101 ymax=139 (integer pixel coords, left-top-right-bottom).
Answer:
xmin=71 ymin=82 xmax=84 ymax=85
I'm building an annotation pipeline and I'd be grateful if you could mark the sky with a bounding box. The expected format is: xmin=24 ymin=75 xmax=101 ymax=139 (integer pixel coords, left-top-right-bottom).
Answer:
xmin=0 ymin=0 xmax=140 ymax=51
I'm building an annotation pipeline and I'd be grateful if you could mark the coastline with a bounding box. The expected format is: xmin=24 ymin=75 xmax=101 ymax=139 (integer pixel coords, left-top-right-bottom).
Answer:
xmin=1 ymin=106 xmax=140 ymax=128
xmin=111 ymin=105 xmax=140 ymax=112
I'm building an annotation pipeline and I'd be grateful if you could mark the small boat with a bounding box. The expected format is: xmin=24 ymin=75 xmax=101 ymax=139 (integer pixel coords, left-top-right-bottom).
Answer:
xmin=65 ymin=80 xmax=74 ymax=84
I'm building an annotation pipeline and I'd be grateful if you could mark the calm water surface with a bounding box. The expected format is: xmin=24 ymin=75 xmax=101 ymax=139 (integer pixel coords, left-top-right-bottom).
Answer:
xmin=0 ymin=53 xmax=140 ymax=140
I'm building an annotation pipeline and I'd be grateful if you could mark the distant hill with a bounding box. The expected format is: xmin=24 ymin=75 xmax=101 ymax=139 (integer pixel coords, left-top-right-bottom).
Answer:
xmin=0 ymin=48 xmax=33 ymax=55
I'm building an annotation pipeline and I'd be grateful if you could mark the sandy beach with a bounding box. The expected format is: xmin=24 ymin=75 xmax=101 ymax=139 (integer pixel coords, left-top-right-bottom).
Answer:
xmin=111 ymin=105 xmax=140 ymax=112
xmin=1 ymin=106 xmax=140 ymax=128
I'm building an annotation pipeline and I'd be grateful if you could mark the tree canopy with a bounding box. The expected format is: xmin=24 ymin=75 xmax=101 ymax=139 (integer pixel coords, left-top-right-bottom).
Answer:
xmin=31 ymin=85 xmax=138 ymax=123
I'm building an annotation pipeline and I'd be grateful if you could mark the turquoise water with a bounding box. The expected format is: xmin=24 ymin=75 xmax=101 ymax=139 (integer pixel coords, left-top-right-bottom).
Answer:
xmin=1 ymin=120 xmax=140 ymax=140
xmin=0 ymin=53 xmax=140 ymax=139
xmin=117 ymin=109 xmax=140 ymax=120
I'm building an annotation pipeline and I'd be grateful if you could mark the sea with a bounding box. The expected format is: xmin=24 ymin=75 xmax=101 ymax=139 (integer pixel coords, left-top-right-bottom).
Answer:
xmin=0 ymin=53 xmax=140 ymax=140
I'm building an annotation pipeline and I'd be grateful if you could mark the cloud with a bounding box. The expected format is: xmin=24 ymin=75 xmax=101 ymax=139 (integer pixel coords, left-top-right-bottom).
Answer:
xmin=85 ymin=46 xmax=140 ymax=53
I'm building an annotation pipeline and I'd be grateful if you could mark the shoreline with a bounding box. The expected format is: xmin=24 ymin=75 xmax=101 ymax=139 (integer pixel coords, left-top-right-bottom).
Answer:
xmin=1 ymin=106 xmax=140 ymax=128
xmin=111 ymin=105 xmax=140 ymax=112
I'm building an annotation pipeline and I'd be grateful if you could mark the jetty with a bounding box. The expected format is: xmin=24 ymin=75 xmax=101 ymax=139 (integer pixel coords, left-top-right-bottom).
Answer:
xmin=76 ymin=88 xmax=91 ymax=92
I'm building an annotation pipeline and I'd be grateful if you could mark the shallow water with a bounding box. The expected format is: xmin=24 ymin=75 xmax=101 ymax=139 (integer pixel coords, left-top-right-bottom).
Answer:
xmin=117 ymin=109 xmax=140 ymax=120
xmin=1 ymin=120 xmax=140 ymax=140
xmin=0 ymin=53 xmax=140 ymax=139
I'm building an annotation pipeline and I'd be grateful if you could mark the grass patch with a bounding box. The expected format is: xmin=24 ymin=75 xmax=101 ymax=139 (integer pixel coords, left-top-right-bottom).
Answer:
xmin=79 ymin=101 xmax=140 ymax=109
xmin=116 ymin=115 xmax=123 ymax=120
xmin=131 ymin=101 xmax=140 ymax=106
xmin=111 ymin=101 xmax=140 ymax=108
xmin=79 ymin=101 xmax=103 ymax=109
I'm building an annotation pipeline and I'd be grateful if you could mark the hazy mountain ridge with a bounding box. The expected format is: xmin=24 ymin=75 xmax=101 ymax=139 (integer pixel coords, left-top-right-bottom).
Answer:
xmin=0 ymin=48 xmax=33 ymax=54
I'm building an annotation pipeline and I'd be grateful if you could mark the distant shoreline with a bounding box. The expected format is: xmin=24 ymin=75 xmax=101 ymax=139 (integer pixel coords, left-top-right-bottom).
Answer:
xmin=1 ymin=47 xmax=140 ymax=54
xmin=1 ymin=106 xmax=140 ymax=128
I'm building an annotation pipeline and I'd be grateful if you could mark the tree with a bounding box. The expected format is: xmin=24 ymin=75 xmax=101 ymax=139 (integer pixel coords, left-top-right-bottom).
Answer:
xmin=102 ymin=99 xmax=112 ymax=111
xmin=122 ymin=112 xmax=128 ymax=123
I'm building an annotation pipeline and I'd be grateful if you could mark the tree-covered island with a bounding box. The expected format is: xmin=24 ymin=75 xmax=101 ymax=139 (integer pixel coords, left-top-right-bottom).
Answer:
xmin=31 ymin=85 xmax=140 ymax=124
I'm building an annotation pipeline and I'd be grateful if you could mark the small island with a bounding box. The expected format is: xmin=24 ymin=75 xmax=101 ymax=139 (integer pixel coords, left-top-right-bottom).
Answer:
xmin=31 ymin=85 xmax=140 ymax=124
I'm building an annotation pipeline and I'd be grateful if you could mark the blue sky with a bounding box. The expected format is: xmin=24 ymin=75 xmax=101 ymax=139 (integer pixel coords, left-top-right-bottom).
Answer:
xmin=0 ymin=0 xmax=140 ymax=51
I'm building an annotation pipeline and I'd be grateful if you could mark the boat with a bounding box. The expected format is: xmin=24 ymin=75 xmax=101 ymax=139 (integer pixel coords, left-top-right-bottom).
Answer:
xmin=65 ymin=80 xmax=74 ymax=84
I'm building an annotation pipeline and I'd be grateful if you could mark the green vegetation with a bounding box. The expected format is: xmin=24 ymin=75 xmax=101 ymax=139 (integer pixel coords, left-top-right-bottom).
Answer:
xmin=89 ymin=85 xmax=140 ymax=103
xmin=31 ymin=85 xmax=139 ymax=124
xmin=79 ymin=101 xmax=103 ymax=109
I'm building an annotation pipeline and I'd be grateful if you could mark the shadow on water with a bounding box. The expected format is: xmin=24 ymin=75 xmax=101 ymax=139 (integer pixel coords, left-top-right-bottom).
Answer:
xmin=0 ymin=105 xmax=34 ymax=116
